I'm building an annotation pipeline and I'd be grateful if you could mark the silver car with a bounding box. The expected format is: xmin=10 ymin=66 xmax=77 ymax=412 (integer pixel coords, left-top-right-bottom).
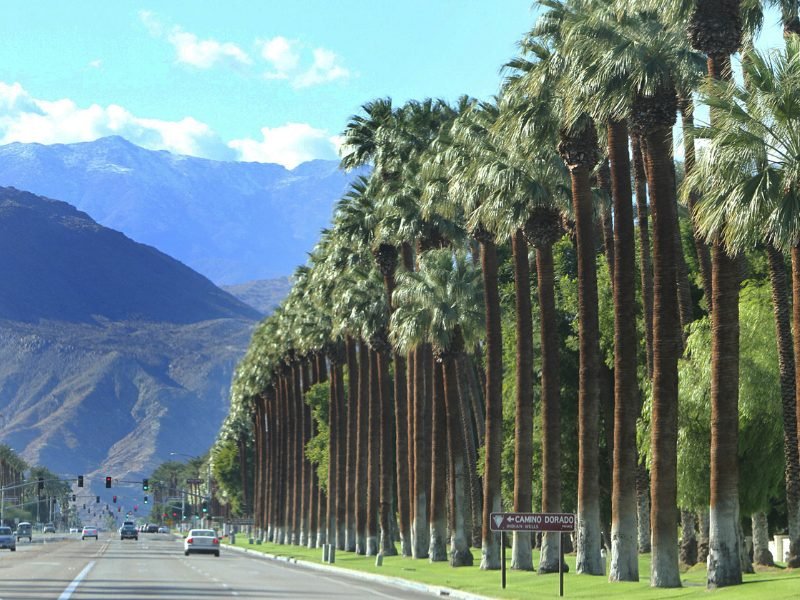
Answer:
xmin=183 ymin=529 xmax=220 ymax=557
xmin=0 ymin=526 xmax=16 ymax=551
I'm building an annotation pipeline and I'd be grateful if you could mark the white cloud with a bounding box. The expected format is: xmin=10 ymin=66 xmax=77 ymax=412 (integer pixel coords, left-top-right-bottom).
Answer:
xmin=293 ymin=48 xmax=350 ymax=88
xmin=140 ymin=11 xmax=250 ymax=69
xmin=167 ymin=28 xmax=251 ymax=69
xmin=260 ymin=36 xmax=299 ymax=78
xmin=259 ymin=37 xmax=350 ymax=88
xmin=228 ymin=123 xmax=340 ymax=169
xmin=0 ymin=82 xmax=233 ymax=160
xmin=89 ymin=59 xmax=103 ymax=69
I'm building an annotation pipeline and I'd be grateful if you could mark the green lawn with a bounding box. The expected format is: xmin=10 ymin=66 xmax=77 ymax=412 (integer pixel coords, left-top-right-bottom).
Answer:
xmin=224 ymin=537 xmax=800 ymax=599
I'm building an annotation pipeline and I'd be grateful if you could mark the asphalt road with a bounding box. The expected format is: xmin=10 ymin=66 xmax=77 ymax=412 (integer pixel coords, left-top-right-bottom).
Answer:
xmin=0 ymin=533 xmax=444 ymax=600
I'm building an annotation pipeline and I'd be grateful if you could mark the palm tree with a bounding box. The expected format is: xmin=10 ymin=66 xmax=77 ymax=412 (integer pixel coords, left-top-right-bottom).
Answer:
xmin=391 ymin=248 xmax=484 ymax=566
xmin=687 ymin=35 xmax=800 ymax=571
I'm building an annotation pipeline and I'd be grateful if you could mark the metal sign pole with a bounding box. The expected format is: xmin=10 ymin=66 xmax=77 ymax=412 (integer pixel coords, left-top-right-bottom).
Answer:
xmin=501 ymin=530 xmax=506 ymax=589
xmin=559 ymin=532 xmax=564 ymax=597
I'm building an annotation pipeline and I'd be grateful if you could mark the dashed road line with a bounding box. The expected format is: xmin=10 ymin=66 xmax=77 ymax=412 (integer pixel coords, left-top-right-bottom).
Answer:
xmin=58 ymin=560 xmax=95 ymax=600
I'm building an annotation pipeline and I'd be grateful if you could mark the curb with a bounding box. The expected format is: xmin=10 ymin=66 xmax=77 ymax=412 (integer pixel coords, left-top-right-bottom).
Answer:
xmin=222 ymin=542 xmax=495 ymax=600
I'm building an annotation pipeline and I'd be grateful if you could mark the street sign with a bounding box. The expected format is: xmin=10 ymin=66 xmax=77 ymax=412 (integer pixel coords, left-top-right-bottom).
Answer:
xmin=186 ymin=478 xmax=203 ymax=484
xmin=490 ymin=512 xmax=575 ymax=532
xmin=490 ymin=512 xmax=575 ymax=597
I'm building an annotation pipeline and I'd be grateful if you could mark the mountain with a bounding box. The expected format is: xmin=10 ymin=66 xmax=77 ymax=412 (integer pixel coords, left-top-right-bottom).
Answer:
xmin=0 ymin=136 xmax=365 ymax=284
xmin=221 ymin=276 xmax=293 ymax=315
xmin=0 ymin=187 xmax=258 ymax=484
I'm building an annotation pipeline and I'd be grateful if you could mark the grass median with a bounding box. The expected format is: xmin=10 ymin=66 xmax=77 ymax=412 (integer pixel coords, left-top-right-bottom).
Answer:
xmin=224 ymin=537 xmax=800 ymax=599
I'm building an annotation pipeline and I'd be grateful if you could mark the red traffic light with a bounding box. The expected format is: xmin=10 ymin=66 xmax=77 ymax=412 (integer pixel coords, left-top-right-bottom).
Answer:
xmin=105 ymin=476 xmax=112 ymax=488
xmin=113 ymin=495 xmax=117 ymax=503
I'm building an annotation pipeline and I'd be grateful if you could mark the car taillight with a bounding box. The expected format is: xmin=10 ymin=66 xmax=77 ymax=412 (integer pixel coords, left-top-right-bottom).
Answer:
xmin=186 ymin=537 xmax=193 ymax=544
xmin=213 ymin=538 xmax=219 ymax=545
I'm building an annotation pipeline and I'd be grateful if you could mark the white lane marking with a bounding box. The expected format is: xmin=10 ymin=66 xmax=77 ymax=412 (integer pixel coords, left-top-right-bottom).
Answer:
xmin=58 ymin=560 xmax=95 ymax=600
xmin=319 ymin=576 xmax=401 ymax=600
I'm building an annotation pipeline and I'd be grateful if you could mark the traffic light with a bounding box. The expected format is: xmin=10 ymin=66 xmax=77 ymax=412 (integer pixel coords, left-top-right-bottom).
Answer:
xmin=83 ymin=504 xmax=86 ymax=509
xmin=77 ymin=475 xmax=84 ymax=487
xmin=105 ymin=476 xmax=112 ymax=488
xmin=113 ymin=495 xmax=117 ymax=503
xmin=96 ymin=496 xmax=100 ymax=503
xmin=72 ymin=494 xmax=76 ymax=502
xmin=142 ymin=478 xmax=149 ymax=491
xmin=201 ymin=500 xmax=208 ymax=513
xmin=37 ymin=477 xmax=44 ymax=490
xmin=144 ymin=495 xmax=148 ymax=504
xmin=118 ymin=507 xmax=121 ymax=512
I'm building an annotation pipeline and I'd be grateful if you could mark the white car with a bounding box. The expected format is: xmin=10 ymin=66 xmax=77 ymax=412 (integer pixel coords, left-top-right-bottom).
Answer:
xmin=183 ymin=529 xmax=220 ymax=557
xmin=81 ymin=526 xmax=98 ymax=540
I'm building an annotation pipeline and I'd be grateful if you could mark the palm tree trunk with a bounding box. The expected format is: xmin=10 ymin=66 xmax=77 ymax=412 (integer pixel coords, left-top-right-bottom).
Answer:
xmin=707 ymin=242 xmax=742 ymax=587
xmin=752 ymin=512 xmax=774 ymax=566
xmin=479 ymin=236 xmax=504 ymax=571
xmin=412 ymin=344 xmax=430 ymax=558
xmin=767 ymin=244 xmax=800 ymax=567
xmin=680 ymin=510 xmax=698 ymax=566
xmin=429 ymin=359 xmax=448 ymax=561
xmin=537 ymin=241 xmax=563 ymax=574
xmin=458 ymin=353 xmax=484 ymax=548
xmin=378 ymin=347 xmax=397 ymax=556
xmin=326 ymin=358 xmax=341 ymax=549
xmin=570 ymin=160 xmax=603 ymax=575
xmin=644 ymin=123 xmax=681 ymax=588
xmin=632 ymin=134 xmax=654 ymax=378
xmin=292 ymin=361 xmax=303 ymax=544
xmin=366 ymin=346 xmax=380 ymax=555
xmin=608 ymin=119 xmax=639 ymax=582
xmin=392 ymin=350 xmax=412 ymax=556
xmin=355 ymin=339 xmax=370 ymax=554
xmin=698 ymin=509 xmax=710 ymax=564
xmin=447 ymin=343 xmax=474 ymax=567
xmin=511 ymin=228 xmax=534 ymax=571
xmin=344 ymin=336 xmax=358 ymax=551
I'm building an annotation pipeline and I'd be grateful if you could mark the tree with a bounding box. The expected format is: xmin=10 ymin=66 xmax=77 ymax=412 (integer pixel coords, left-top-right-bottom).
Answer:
xmin=687 ymin=34 xmax=800 ymax=569
xmin=391 ymin=248 xmax=484 ymax=566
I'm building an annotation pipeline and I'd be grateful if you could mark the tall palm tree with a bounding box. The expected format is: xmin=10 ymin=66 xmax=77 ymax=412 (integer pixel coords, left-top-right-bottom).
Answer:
xmin=391 ymin=248 xmax=484 ymax=566
xmin=687 ymin=35 xmax=800 ymax=571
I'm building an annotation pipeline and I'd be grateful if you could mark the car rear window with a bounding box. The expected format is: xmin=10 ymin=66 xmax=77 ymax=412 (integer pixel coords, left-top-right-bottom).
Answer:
xmin=191 ymin=530 xmax=215 ymax=537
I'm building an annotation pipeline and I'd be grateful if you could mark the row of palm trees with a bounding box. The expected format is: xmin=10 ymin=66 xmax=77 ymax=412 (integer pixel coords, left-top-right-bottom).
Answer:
xmin=220 ymin=0 xmax=800 ymax=589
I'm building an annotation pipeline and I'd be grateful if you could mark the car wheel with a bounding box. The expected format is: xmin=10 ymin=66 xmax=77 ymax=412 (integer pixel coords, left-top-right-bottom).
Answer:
xmin=81 ymin=537 xmax=85 ymax=541
xmin=10 ymin=548 xmax=15 ymax=552
xmin=184 ymin=550 xmax=189 ymax=556
xmin=215 ymin=551 xmax=220 ymax=557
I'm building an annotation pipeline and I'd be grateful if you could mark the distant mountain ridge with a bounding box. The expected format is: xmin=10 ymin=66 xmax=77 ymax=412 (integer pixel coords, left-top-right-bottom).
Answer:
xmin=0 ymin=136 xmax=366 ymax=284
xmin=0 ymin=186 xmax=258 ymax=482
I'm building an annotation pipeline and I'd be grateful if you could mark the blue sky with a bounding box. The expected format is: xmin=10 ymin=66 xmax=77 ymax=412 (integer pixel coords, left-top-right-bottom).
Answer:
xmin=0 ymin=2 xmax=785 ymax=169
xmin=0 ymin=1 xmax=536 ymax=168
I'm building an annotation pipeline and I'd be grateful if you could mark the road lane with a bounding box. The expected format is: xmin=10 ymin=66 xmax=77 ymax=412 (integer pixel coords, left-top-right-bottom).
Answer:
xmin=29 ymin=533 xmax=443 ymax=600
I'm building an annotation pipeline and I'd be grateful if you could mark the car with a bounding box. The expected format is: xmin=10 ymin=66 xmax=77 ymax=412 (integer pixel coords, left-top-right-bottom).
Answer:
xmin=146 ymin=524 xmax=159 ymax=533
xmin=183 ymin=529 xmax=220 ymax=557
xmin=43 ymin=523 xmax=55 ymax=533
xmin=15 ymin=522 xmax=32 ymax=542
xmin=157 ymin=526 xmax=169 ymax=534
xmin=69 ymin=527 xmax=79 ymax=534
xmin=81 ymin=526 xmax=98 ymax=540
xmin=119 ymin=523 xmax=138 ymax=540
xmin=0 ymin=526 xmax=16 ymax=551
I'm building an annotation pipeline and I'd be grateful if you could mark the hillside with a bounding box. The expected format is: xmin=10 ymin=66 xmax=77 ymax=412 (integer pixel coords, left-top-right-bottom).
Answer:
xmin=0 ymin=137 xmax=366 ymax=284
xmin=0 ymin=187 xmax=259 ymax=483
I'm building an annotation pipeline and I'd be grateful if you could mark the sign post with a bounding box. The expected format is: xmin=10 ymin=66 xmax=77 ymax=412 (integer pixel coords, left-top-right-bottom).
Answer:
xmin=490 ymin=512 xmax=576 ymax=597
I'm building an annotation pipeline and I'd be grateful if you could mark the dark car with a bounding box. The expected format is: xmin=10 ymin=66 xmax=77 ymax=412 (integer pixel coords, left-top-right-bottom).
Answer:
xmin=119 ymin=524 xmax=138 ymax=540
xmin=15 ymin=522 xmax=32 ymax=542
xmin=146 ymin=524 xmax=159 ymax=533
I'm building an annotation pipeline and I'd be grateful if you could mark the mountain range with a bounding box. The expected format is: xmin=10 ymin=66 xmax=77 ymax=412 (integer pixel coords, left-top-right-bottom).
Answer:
xmin=0 ymin=186 xmax=259 ymax=486
xmin=0 ymin=136 xmax=365 ymax=284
